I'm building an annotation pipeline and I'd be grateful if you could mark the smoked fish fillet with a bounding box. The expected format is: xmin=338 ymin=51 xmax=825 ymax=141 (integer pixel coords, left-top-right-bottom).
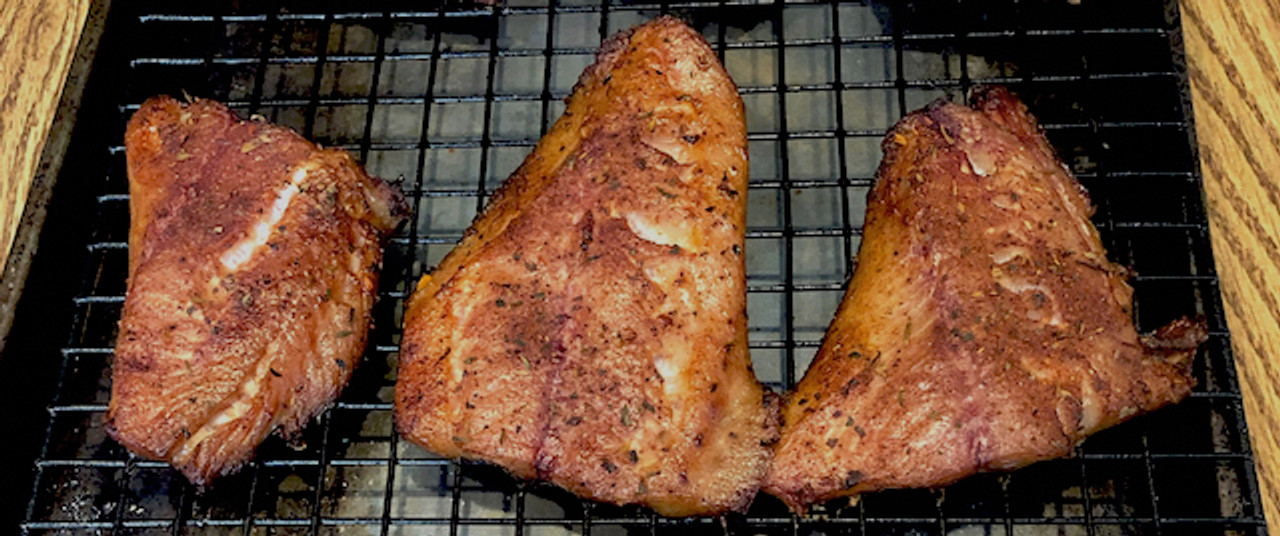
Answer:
xmin=763 ymin=87 xmax=1206 ymax=511
xmin=395 ymin=17 xmax=779 ymax=516
xmin=109 ymin=97 xmax=407 ymax=485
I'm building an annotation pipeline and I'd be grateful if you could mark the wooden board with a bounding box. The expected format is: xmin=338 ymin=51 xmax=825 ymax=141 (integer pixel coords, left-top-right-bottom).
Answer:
xmin=1181 ymin=0 xmax=1280 ymax=529
xmin=0 ymin=0 xmax=91 ymax=273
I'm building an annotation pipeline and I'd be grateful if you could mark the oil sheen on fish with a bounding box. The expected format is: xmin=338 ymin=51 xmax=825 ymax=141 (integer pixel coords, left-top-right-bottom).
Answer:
xmin=763 ymin=87 xmax=1206 ymax=511
xmin=108 ymin=97 xmax=407 ymax=486
xmin=395 ymin=17 xmax=779 ymax=516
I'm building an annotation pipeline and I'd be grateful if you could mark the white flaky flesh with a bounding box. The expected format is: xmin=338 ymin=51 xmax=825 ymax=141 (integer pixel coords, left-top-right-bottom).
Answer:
xmin=220 ymin=166 xmax=309 ymax=271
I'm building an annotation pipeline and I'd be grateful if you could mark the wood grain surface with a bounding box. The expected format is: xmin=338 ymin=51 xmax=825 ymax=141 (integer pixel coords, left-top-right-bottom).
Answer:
xmin=1181 ymin=0 xmax=1280 ymax=529
xmin=0 ymin=0 xmax=90 ymax=274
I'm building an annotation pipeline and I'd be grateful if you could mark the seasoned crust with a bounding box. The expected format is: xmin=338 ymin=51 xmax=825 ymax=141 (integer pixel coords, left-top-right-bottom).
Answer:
xmin=763 ymin=87 xmax=1204 ymax=511
xmin=110 ymin=96 xmax=406 ymax=485
xmin=395 ymin=17 xmax=776 ymax=516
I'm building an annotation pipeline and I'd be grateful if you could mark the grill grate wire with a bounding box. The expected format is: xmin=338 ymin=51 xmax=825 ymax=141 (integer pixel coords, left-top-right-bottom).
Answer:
xmin=16 ymin=0 xmax=1268 ymax=535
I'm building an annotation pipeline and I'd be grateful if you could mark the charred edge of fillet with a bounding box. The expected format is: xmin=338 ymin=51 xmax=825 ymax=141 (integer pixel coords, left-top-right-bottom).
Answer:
xmin=1141 ymin=315 xmax=1209 ymax=369
xmin=364 ymin=167 xmax=411 ymax=235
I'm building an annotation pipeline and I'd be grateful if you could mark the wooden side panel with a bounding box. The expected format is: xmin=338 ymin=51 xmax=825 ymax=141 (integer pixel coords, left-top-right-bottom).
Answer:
xmin=0 ymin=0 xmax=91 ymax=271
xmin=1181 ymin=0 xmax=1280 ymax=528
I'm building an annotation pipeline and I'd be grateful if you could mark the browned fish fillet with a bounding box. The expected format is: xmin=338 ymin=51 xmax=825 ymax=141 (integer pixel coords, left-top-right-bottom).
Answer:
xmin=108 ymin=97 xmax=407 ymax=485
xmin=395 ymin=17 xmax=779 ymax=516
xmin=763 ymin=87 xmax=1206 ymax=511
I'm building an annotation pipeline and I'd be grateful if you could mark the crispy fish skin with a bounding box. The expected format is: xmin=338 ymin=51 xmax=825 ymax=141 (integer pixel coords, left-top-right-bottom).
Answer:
xmin=109 ymin=97 xmax=406 ymax=486
xmin=763 ymin=87 xmax=1206 ymax=511
xmin=395 ymin=17 xmax=779 ymax=516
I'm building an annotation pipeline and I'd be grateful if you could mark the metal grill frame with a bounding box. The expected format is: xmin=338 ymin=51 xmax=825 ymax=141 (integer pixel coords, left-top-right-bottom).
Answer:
xmin=13 ymin=0 xmax=1269 ymax=534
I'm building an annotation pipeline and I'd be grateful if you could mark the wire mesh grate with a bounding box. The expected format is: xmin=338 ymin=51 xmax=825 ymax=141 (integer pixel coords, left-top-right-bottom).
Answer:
xmin=16 ymin=0 xmax=1267 ymax=534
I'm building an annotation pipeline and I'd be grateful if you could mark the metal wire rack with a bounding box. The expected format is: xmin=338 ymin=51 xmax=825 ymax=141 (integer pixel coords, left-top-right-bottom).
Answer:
xmin=14 ymin=0 xmax=1268 ymax=534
